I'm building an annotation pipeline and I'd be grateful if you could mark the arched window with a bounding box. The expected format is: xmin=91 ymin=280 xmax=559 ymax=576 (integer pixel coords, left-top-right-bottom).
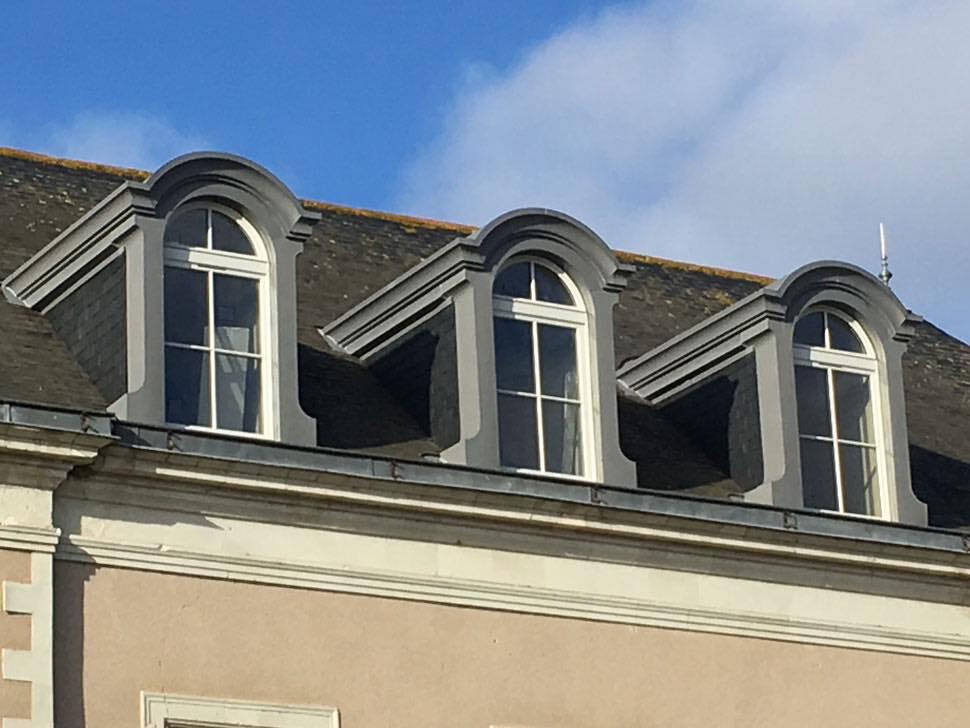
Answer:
xmin=793 ymin=309 xmax=883 ymax=515
xmin=492 ymin=260 xmax=591 ymax=477
xmin=163 ymin=205 xmax=270 ymax=435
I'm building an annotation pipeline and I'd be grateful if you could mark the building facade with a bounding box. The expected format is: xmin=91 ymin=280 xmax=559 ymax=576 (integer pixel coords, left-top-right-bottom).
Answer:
xmin=1 ymin=147 xmax=969 ymax=727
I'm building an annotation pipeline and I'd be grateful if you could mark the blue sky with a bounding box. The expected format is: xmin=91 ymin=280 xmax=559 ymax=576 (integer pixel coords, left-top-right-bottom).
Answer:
xmin=3 ymin=1 xmax=969 ymax=342
xmin=1 ymin=1 xmax=604 ymax=206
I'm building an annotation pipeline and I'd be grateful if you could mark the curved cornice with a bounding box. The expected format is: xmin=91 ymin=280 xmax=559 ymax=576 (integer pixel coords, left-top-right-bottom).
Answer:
xmin=133 ymin=151 xmax=320 ymax=241
xmin=471 ymin=208 xmax=631 ymax=291
xmin=3 ymin=152 xmax=320 ymax=308
xmin=769 ymin=260 xmax=921 ymax=341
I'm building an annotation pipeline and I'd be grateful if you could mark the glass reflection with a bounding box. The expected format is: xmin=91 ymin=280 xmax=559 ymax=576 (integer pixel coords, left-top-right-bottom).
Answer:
xmin=165 ymin=347 xmax=210 ymax=426
xmin=795 ymin=367 xmax=831 ymax=437
xmin=538 ymin=325 xmax=577 ymax=399
xmin=215 ymin=354 xmax=261 ymax=432
xmin=212 ymin=211 xmax=254 ymax=255
xmin=840 ymin=444 xmax=877 ymax=515
xmin=493 ymin=262 xmax=531 ymax=299
xmin=494 ymin=318 xmax=534 ymax=392
xmin=165 ymin=208 xmax=207 ymax=248
xmin=828 ymin=315 xmax=865 ymax=353
xmin=214 ymin=275 xmax=259 ymax=353
xmin=535 ymin=266 xmax=573 ymax=305
xmin=498 ymin=394 xmax=539 ymax=469
xmin=542 ymin=400 xmax=582 ymax=474
xmin=800 ymin=439 xmax=838 ymax=510
xmin=834 ymin=372 xmax=873 ymax=443
xmin=164 ymin=267 xmax=208 ymax=346
xmin=794 ymin=312 xmax=825 ymax=347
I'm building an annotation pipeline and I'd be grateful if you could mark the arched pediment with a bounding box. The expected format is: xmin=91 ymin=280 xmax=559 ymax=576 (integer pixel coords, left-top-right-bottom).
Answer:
xmin=470 ymin=208 xmax=629 ymax=293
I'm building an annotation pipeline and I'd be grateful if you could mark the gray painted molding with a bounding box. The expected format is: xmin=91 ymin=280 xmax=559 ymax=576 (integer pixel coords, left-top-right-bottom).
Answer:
xmin=619 ymin=260 xmax=926 ymax=526
xmin=324 ymin=208 xmax=637 ymax=486
xmin=3 ymin=152 xmax=321 ymax=446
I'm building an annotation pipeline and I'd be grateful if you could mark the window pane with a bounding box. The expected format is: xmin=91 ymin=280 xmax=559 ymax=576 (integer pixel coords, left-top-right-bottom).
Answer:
xmin=834 ymin=372 xmax=874 ymax=443
xmin=794 ymin=312 xmax=824 ymax=347
xmin=214 ymin=275 xmax=259 ymax=353
xmin=795 ymin=366 xmax=832 ymax=437
xmin=538 ymin=325 xmax=578 ymax=399
xmin=164 ymin=267 xmax=209 ymax=346
xmin=165 ymin=347 xmax=210 ymax=426
xmin=211 ymin=210 xmax=254 ymax=254
xmin=494 ymin=318 xmax=535 ymax=392
xmin=840 ymin=444 xmax=877 ymax=515
xmin=498 ymin=394 xmax=539 ymax=469
xmin=542 ymin=400 xmax=582 ymax=475
xmin=828 ymin=315 xmax=865 ymax=353
xmin=215 ymin=354 xmax=261 ymax=432
xmin=535 ymin=265 xmax=573 ymax=305
xmin=164 ymin=208 xmax=207 ymax=248
xmin=493 ymin=262 xmax=531 ymax=299
xmin=800 ymin=438 xmax=838 ymax=510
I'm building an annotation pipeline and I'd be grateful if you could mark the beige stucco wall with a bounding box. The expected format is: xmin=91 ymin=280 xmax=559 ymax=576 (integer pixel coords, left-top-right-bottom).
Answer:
xmin=55 ymin=561 xmax=970 ymax=727
xmin=0 ymin=548 xmax=32 ymax=722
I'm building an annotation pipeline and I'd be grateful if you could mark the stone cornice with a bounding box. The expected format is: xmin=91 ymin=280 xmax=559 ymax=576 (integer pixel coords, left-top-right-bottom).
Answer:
xmin=79 ymin=443 xmax=970 ymax=586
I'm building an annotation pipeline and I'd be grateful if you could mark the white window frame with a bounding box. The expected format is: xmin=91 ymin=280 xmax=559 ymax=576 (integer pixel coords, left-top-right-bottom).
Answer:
xmin=141 ymin=692 xmax=339 ymax=728
xmin=492 ymin=258 xmax=597 ymax=481
xmin=163 ymin=203 xmax=277 ymax=439
xmin=793 ymin=308 xmax=891 ymax=518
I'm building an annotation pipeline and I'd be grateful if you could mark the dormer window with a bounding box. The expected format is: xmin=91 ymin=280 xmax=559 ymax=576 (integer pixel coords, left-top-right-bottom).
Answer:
xmin=618 ymin=261 xmax=926 ymax=525
xmin=323 ymin=209 xmax=635 ymax=485
xmin=163 ymin=205 xmax=270 ymax=435
xmin=2 ymin=153 xmax=318 ymax=444
xmin=492 ymin=260 xmax=590 ymax=476
xmin=794 ymin=310 xmax=882 ymax=515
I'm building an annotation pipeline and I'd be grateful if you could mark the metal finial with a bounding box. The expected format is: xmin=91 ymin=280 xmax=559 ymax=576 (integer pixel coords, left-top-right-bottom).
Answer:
xmin=879 ymin=223 xmax=893 ymax=286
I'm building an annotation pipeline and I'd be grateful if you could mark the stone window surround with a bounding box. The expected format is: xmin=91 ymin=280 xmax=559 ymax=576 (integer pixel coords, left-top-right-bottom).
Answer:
xmin=492 ymin=257 xmax=593 ymax=478
xmin=618 ymin=261 xmax=926 ymax=526
xmin=324 ymin=208 xmax=637 ymax=486
xmin=3 ymin=153 xmax=320 ymax=446
xmin=162 ymin=202 xmax=273 ymax=438
xmin=792 ymin=307 xmax=886 ymax=516
xmin=141 ymin=692 xmax=339 ymax=728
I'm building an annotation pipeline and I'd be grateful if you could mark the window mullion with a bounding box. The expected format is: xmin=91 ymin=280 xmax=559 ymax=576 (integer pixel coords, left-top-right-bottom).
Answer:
xmin=530 ymin=319 xmax=545 ymax=471
xmin=207 ymin=270 xmax=217 ymax=428
xmin=826 ymin=366 xmax=845 ymax=511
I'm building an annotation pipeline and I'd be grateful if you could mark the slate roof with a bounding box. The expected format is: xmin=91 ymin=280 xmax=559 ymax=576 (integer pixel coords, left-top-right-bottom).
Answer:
xmin=1 ymin=147 xmax=968 ymax=527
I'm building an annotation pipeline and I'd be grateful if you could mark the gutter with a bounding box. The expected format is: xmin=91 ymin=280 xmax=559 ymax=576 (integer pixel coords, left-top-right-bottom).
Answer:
xmin=1 ymin=398 xmax=966 ymax=561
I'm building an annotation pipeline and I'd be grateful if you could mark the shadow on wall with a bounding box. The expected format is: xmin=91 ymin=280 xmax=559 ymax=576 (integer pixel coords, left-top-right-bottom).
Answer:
xmin=54 ymin=560 xmax=95 ymax=727
xmin=618 ymin=393 xmax=741 ymax=495
xmin=911 ymin=445 xmax=970 ymax=530
xmin=297 ymin=344 xmax=437 ymax=457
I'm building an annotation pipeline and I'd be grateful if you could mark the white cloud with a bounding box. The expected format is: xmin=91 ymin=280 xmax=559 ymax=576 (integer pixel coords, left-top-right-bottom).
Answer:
xmin=397 ymin=0 xmax=970 ymax=340
xmin=18 ymin=111 xmax=209 ymax=172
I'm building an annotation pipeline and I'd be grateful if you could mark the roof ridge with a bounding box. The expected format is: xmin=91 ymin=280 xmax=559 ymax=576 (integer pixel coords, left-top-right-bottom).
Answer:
xmin=302 ymin=199 xmax=475 ymax=234
xmin=0 ymin=145 xmax=772 ymax=285
xmin=616 ymin=250 xmax=773 ymax=285
xmin=0 ymin=145 xmax=149 ymax=180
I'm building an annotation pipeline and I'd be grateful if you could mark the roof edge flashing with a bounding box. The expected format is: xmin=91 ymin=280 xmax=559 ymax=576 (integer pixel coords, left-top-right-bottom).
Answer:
xmin=3 ymin=151 xmax=323 ymax=311
xmin=771 ymin=260 xmax=922 ymax=339
xmin=322 ymin=235 xmax=479 ymax=356
xmin=109 ymin=418 xmax=970 ymax=564
xmin=3 ymin=181 xmax=141 ymax=308
xmin=618 ymin=285 xmax=779 ymax=397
